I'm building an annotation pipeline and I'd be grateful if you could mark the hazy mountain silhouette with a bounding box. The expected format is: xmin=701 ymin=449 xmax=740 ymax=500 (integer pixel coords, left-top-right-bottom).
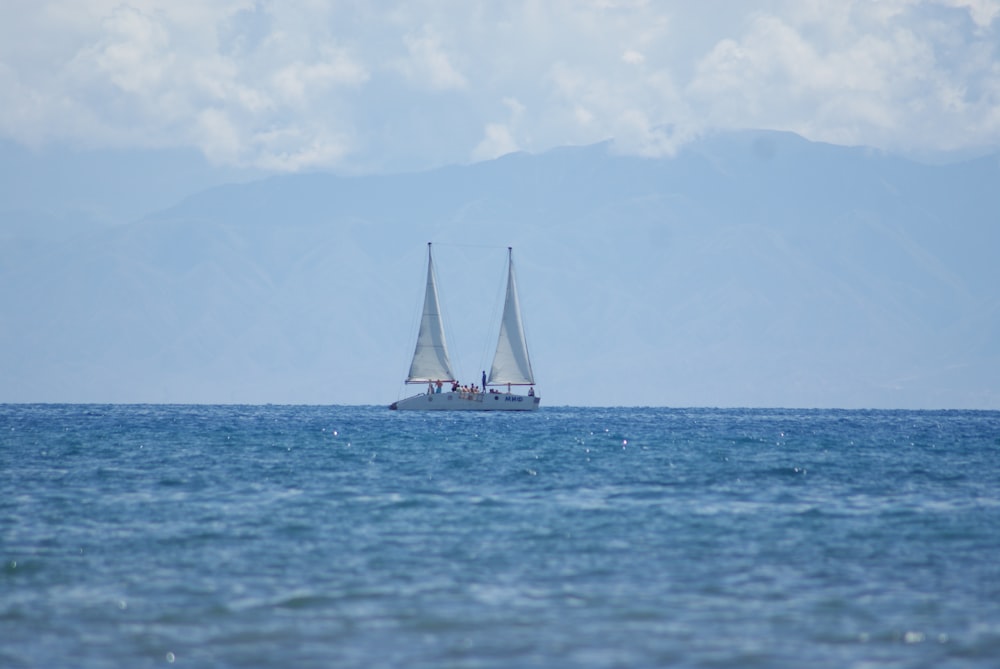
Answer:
xmin=2 ymin=130 xmax=997 ymax=408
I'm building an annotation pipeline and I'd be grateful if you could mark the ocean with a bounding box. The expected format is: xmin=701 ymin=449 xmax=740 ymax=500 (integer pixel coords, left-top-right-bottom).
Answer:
xmin=2 ymin=404 xmax=999 ymax=668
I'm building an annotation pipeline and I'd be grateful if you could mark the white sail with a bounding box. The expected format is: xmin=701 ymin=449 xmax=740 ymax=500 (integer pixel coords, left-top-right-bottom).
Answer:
xmin=488 ymin=248 xmax=535 ymax=386
xmin=406 ymin=244 xmax=456 ymax=383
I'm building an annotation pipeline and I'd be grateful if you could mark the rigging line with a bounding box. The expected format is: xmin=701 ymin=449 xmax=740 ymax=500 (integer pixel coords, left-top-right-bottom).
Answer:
xmin=437 ymin=242 xmax=504 ymax=385
xmin=397 ymin=246 xmax=428 ymax=398
xmin=432 ymin=247 xmax=465 ymax=385
xmin=430 ymin=241 xmax=513 ymax=250
xmin=478 ymin=250 xmax=510 ymax=377
xmin=512 ymin=252 xmax=537 ymax=382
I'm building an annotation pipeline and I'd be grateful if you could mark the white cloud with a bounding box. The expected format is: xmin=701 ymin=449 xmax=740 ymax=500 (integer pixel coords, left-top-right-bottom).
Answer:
xmin=251 ymin=128 xmax=351 ymax=171
xmin=472 ymin=96 xmax=525 ymax=161
xmin=686 ymin=4 xmax=1000 ymax=152
xmin=472 ymin=123 xmax=520 ymax=161
xmin=622 ymin=49 xmax=645 ymax=65
xmin=574 ymin=106 xmax=596 ymax=127
xmin=0 ymin=1 xmax=373 ymax=169
xmin=196 ymin=107 xmax=242 ymax=164
xmin=545 ymin=54 xmax=690 ymax=157
xmin=399 ymin=29 xmax=467 ymax=90
xmin=502 ymin=96 xmax=525 ymax=118
xmin=1 ymin=0 xmax=998 ymax=171
xmin=272 ymin=47 xmax=369 ymax=104
xmin=611 ymin=111 xmax=698 ymax=157
xmin=946 ymin=0 xmax=1000 ymax=27
xmin=87 ymin=6 xmax=173 ymax=95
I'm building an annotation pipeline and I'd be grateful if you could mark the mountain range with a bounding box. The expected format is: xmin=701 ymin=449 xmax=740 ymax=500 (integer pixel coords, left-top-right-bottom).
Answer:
xmin=2 ymin=130 xmax=998 ymax=408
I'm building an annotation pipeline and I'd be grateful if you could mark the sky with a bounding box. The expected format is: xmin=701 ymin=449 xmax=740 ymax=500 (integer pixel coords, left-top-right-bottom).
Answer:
xmin=2 ymin=0 xmax=999 ymax=174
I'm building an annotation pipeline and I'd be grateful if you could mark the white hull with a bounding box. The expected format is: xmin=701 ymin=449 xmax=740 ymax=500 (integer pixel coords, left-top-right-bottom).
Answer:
xmin=390 ymin=391 xmax=540 ymax=411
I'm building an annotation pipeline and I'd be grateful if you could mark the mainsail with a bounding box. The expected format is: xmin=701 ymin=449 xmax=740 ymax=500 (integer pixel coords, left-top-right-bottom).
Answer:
xmin=406 ymin=243 xmax=456 ymax=383
xmin=487 ymin=247 xmax=535 ymax=386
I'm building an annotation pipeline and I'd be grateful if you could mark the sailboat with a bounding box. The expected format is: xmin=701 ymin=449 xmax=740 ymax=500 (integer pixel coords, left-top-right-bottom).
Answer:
xmin=390 ymin=243 xmax=541 ymax=411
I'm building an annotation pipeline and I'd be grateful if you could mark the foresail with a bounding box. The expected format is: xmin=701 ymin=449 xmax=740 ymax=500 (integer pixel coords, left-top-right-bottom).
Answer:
xmin=488 ymin=249 xmax=535 ymax=386
xmin=406 ymin=245 xmax=456 ymax=383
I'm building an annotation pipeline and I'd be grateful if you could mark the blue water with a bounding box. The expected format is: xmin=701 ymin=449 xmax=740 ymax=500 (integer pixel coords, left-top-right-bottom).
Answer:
xmin=2 ymin=405 xmax=999 ymax=668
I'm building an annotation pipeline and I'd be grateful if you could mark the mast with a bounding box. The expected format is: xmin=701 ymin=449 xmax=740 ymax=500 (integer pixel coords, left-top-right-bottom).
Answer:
xmin=487 ymin=247 xmax=535 ymax=387
xmin=406 ymin=243 xmax=456 ymax=383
